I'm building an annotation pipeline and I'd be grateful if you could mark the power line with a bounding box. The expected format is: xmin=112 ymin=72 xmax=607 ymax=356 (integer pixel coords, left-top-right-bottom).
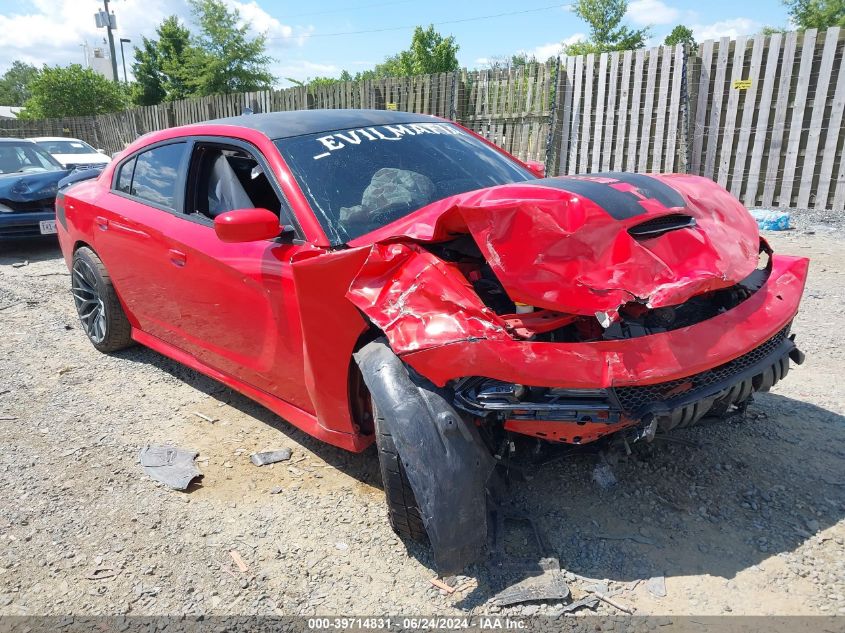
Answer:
xmin=265 ymin=3 xmax=571 ymax=40
xmin=278 ymin=0 xmax=416 ymax=19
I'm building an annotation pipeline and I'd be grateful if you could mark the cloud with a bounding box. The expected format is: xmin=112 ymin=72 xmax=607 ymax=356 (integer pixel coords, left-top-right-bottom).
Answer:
xmin=474 ymin=33 xmax=587 ymax=69
xmin=561 ymin=33 xmax=588 ymax=47
xmin=530 ymin=42 xmax=565 ymax=59
xmin=627 ymin=0 xmax=680 ymax=26
xmin=0 ymin=0 xmax=308 ymax=77
xmin=0 ymin=0 xmax=184 ymax=73
xmin=224 ymin=0 xmax=297 ymax=44
xmin=692 ymin=17 xmax=762 ymax=41
xmin=520 ymin=34 xmax=587 ymax=61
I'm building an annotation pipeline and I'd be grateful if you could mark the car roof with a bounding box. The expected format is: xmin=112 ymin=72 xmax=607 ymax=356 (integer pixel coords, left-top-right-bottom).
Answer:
xmin=0 ymin=137 xmax=36 ymax=144
xmin=207 ymin=109 xmax=444 ymax=140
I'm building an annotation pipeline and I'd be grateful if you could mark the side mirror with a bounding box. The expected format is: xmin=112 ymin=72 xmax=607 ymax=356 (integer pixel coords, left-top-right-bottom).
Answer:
xmin=524 ymin=160 xmax=546 ymax=178
xmin=214 ymin=208 xmax=281 ymax=243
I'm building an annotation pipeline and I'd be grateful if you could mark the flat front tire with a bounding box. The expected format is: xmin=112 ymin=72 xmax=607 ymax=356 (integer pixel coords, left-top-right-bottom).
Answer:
xmin=373 ymin=401 xmax=429 ymax=543
xmin=71 ymin=246 xmax=133 ymax=353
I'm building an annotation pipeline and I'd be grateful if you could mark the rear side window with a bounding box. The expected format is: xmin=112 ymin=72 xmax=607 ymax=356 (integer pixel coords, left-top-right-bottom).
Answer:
xmin=116 ymin=157 xmax=134 ymax=193
xmin=128 ymin=143 xmax=186 ymax=209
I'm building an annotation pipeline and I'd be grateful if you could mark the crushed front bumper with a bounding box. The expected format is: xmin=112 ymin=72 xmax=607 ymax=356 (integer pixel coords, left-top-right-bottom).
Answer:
xmin=455 ymin=324 xmax=804 ymax=443
xmin=403 ymin=254 xmax=809 ymax=443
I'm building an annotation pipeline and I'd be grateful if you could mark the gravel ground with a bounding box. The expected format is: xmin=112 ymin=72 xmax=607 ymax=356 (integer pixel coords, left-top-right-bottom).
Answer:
xmin=0 ymin=229 xmax=843 ymax=618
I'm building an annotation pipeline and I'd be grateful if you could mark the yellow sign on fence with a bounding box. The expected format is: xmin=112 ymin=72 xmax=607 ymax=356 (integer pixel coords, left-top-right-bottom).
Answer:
xmin=733 ymin=79 xmax=752 ymax=90
xmin=386 ymin=102 xmax=398 ymax=110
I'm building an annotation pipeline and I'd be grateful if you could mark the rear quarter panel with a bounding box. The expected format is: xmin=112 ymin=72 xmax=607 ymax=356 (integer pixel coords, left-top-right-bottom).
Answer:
xmin=57 ymin=177 xmax=104 ymax=268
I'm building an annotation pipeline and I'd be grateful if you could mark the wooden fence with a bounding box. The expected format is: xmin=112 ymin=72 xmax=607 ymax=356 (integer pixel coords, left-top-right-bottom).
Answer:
xmin=689 ymin=28 xmax=845 ymax=210
xmin=2 ymin=27 xmax=843 ymax=211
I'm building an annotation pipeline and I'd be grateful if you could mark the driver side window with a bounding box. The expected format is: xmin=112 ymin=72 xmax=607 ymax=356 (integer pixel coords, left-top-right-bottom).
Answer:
xmin=187 ymin=144 xmax=282 ymax=221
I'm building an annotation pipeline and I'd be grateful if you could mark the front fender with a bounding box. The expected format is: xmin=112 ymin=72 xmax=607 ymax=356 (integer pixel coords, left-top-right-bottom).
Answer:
xmin=354 ymin=339 xmax=496 ymax=575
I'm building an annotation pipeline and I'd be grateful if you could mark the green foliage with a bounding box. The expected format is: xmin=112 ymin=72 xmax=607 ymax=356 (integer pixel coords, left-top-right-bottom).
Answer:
xmin=158 ymin=16 xmax=202 ymax=101
xmin=785 ymin=0 xmax=844 ymax=28
xmin=664 ymin=25 xmax=697 ymax=49
xmin=369 ymin=25 xmax=459 ymax=77
xmin=131 ymin=4 xmax=274 ymax=105
xmin=131 ymin=37 xmax=166 ymax=106
xmin=482 ymin=52 xmax=557 ymax=71
xmin=131 ymin=16 xmax=206 ymax=105
xmin=320 ymin=26 xmax=459 ymax=82
xmin=564 ymin=0 xmax=650 ymax=54
xmin=188 ymin=0 xmax=275 ymax=95
xmin=511 ymin=52 xmax=540 ymax=67
xmin=19 ymin=65 xmax=126 ymax=119
xmin=0 ymin=61 xmax=38 ymax=106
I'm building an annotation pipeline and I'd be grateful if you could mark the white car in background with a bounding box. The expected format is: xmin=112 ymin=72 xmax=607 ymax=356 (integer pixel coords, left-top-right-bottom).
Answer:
xmin=28 ymin=137 xmax=110 ymax=171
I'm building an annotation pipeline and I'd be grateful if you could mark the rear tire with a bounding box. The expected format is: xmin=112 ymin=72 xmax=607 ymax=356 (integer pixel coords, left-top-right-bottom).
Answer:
xmin=71 ymin=246 xmax=133 ymax=353
xmin=373 ymin=402 xmax=428 ymax=543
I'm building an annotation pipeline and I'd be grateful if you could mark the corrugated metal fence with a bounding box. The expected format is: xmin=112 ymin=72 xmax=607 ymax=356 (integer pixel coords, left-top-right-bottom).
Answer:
xmin=2 ymin=27 xmax=843 ymax=211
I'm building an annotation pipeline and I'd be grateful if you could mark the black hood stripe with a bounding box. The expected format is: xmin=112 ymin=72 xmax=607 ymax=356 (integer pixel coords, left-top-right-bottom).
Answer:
xmin=599 ymin=172 xmax=687 ymax=209
xmin=525 ymin=173 xmax=686 ymax=220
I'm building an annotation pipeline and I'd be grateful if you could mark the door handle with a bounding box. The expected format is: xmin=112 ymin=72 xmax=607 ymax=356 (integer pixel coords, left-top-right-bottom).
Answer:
xmin=95 ymin=216 xmax=109 ymax=231
xmin=168 ymin=249 xmax=187 ymax=267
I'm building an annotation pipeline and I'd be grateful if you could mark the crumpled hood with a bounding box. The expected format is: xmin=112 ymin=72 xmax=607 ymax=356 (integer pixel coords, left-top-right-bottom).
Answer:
xmin=297 ymin=173 xmax=764 ymax=357
xmin=0 ymin=169 xmax=69 ymax=204
xmin=352 ymin=172 xmax=760 ymax=317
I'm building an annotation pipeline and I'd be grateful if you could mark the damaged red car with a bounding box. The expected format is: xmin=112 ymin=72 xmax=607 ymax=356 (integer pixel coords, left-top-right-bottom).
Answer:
xmin=56 ymin=110 xmax=808 ymax=574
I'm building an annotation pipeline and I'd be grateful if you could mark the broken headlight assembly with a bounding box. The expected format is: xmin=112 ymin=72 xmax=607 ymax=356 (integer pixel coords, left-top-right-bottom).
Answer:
xmin=454 ymin=377 xmax=620 ymax=424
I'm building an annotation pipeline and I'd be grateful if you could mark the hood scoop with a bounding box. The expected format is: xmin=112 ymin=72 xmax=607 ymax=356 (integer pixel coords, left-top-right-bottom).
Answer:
xmin=628 ymin=213 xmax=697 ymax=239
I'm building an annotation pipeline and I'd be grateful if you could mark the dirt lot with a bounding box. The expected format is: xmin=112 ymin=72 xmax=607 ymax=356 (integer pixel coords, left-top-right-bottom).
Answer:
xmin=0 ymin=228 xmax=843 ymax=618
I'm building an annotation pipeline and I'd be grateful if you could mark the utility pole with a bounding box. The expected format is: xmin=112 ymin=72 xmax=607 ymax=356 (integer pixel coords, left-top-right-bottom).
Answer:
xmin=120 ymin=38 xmax=131 ymax=84
xmin=101 ymin=0 xmax=119 ymax=82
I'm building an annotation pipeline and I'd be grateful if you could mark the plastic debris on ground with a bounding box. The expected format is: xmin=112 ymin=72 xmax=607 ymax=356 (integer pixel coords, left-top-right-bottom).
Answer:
xmin=250 ymin=448 xmax=292 ymax=466
xmin=490 ymin=557 xmax=571 ymax=606
xmin=750 ymin=209 xmax=790 ymax=231
xmin=646 ymin=574 xmax=667 ymax=597
xmin=138 ymin=445 xmax=202 ymax=490
xmin=591 ymin=462 xmax=618 ymax=490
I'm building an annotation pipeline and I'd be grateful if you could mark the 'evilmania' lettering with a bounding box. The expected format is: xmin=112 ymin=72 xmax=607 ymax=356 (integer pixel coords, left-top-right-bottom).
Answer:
xmin=313 ymin=123 xmax=464 ymax=159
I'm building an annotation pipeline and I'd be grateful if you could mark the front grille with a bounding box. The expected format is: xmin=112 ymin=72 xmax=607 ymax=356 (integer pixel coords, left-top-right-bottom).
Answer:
xmin=613 ymin=325 xmax=791 ymax=413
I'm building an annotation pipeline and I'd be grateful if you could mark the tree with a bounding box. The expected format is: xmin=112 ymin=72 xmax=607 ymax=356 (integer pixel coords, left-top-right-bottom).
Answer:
xmin=0 ymin=61 xmax=38 ymax=106
xmin=564 ymin=0 xmax=650 ymax=55
xmin=19 ymin=65 xmax=126 ymax=119
xmin=784 ymin=0 xmax=844 ymax=29
xmin=158 ymin=17 xmax=202 ymax=101
xmin=761 ymin=26 xmax=789 ymax=35
xmin=188 ymin=0 xmax=275 ymax=95
xmin=482 ymin=53 xmax=550 ymax=71
xmin=132 ymin=16 xmax=206 ymax=105
xmin=371 ymin=25 xmax=459 ymax=77
xmin=131 ymin=37 xmax=165 ymax=105
xmin=664 ymin=25 xmax=697 ymax=49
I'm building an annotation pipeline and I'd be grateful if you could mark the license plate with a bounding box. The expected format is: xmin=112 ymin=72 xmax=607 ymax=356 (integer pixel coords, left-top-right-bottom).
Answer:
xmin=39 ymin=220 xmax=57 ymax=235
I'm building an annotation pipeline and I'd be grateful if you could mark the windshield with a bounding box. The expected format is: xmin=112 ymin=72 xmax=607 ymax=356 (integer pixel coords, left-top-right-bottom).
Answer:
xmin=275 ymin=121 xmax=532 ymax=243
xmin=0 ymin=143 xmax=63 ymax=174
xmin=35 ymin=139 xmax=98 ymax=155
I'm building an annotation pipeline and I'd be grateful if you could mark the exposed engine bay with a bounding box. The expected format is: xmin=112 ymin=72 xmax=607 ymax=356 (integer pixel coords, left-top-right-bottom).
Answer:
xmin=427 ymin=235 xmax=773 ymax=343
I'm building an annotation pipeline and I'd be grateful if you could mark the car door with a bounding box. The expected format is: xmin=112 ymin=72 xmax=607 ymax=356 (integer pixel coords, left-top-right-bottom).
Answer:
xmin=91 ymin=141 xmax=190 ymax=341
xmin=157 ymin=138 xmax=314 ymax=412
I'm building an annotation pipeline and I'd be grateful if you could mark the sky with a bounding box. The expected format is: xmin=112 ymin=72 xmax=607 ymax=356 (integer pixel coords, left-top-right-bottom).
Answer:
xmin=0 ymin=0 xmax=791 ymax=86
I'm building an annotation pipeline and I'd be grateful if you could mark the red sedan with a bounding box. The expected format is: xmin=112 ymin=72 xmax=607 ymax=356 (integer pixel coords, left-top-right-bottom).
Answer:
xmin=57 ymin=110 xmax=808 ymax=574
